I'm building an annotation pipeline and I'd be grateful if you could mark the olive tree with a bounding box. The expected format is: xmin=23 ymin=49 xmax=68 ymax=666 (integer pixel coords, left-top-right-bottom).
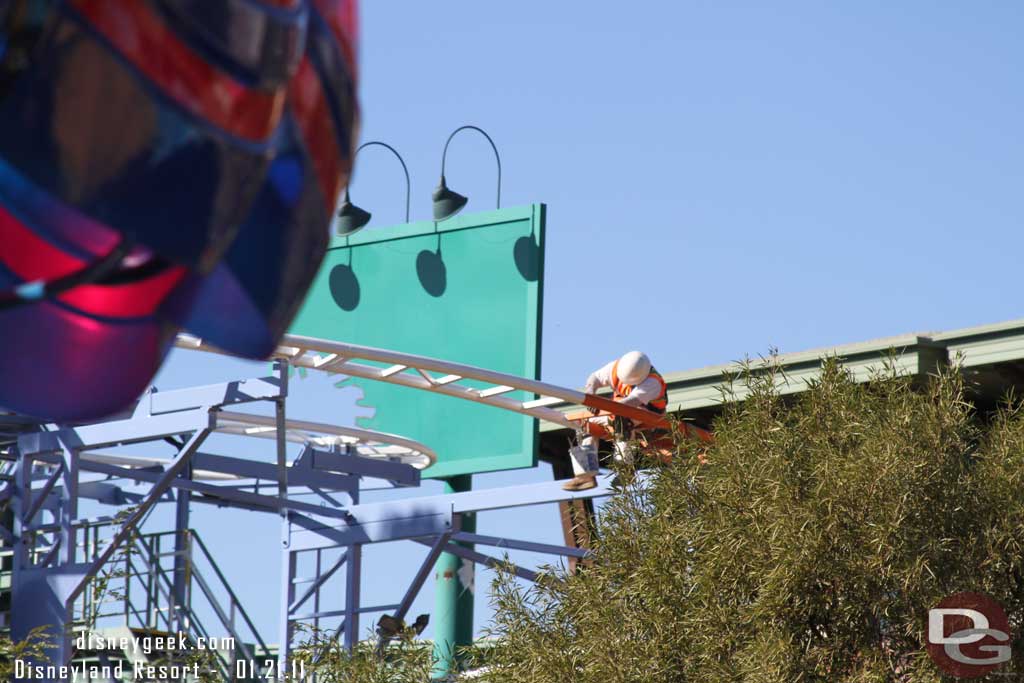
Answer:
xmin=476 ymin=359 xmax=1024 ymax=682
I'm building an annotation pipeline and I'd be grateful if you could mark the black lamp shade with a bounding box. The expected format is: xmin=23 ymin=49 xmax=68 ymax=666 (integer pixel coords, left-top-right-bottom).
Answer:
xmin=336 ymin=189 xmax=371 ymax=235
xmin=432 ymin=175 xmax=468 ymax=221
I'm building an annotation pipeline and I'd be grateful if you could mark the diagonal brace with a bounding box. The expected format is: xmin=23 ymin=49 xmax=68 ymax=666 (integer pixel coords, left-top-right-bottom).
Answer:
xmin=65 ymin=426 xmax=211 ymax=607
xmin=24 ymin=462 xmax=63 ymax=525
xmin=393 ymin=533 xmax=451 ymax=624
xmin=451 ymin=531 xmax=591 ymax=559
xmin=413 ymin=538 xmax=538 ymax=582
xmin=288 ymin=551 xmax=348 ymax=615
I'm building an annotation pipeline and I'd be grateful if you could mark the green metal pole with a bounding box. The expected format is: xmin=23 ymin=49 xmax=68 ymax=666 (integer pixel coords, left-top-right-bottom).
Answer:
xmin=433 ymin=474 xmax=475 ymax=678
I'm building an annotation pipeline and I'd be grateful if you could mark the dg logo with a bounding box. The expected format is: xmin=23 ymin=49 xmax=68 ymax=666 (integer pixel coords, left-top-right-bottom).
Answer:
xmin=927 ymin=592 xmax=1012 ymax=678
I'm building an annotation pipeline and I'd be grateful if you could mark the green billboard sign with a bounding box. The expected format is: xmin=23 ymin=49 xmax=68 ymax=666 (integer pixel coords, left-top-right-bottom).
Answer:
xmin=290 ymin=204 xmax=545 ymax=479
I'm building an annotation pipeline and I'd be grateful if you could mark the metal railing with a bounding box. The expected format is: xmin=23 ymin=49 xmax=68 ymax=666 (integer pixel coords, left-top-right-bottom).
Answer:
xmin=0 ymin=520 xmax=272 ymax=681
xmin=81 ymin=527 xmax=272 ymax=679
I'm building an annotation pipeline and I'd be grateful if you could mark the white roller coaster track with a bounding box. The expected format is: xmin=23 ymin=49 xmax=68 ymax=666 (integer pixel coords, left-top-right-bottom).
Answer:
xmin=213 ymin=410 xmax=435 ymax=468
xmin=175 ymin=333 xmax=672 ymax=430
xmin=74 ymin=410 xmax=436 ymax=483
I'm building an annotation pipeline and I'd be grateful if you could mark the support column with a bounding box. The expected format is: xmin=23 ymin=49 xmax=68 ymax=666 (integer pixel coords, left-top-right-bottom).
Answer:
xmin=552 ymin=456 xmax=594 ymax=574
xmin=10 ymin=453 xmax=83 ymax=670
xmin=275 ymin=363 xmax=293 ymax=672
xmin=343 ymin=476 xmax=361 ymax=652
xmin=58 ymin=443 xmax=78 ymax=567
xmin=173 ymin=465 xmax=191 ymax=633
xmin=278 ymin=544 xmax=296 ymax=675
xmin=432 ymin=475 xmax=474 ymax=678
xmin=343 ymin=545 xmax=362 ymax=652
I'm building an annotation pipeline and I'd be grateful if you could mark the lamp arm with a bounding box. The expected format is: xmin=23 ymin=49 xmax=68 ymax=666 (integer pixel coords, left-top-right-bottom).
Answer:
xmin=353 ymin=141 xmax=411 ymax=222
xmin=440 ymin=125 xmax=501 ymax=209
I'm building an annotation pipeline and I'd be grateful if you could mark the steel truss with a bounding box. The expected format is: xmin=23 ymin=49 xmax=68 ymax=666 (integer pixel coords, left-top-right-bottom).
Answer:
xmin=175 ymin=333 xmax=698 ymax=432
xmin=4 ymin=342 xmax=620 ymax=678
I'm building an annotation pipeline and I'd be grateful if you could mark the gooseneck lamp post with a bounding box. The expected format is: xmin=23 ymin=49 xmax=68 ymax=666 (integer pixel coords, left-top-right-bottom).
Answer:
xmin=336 ymin=141 xmax=411 ymax=235
xmin=432 ymin=125 xmax=501 ymax=221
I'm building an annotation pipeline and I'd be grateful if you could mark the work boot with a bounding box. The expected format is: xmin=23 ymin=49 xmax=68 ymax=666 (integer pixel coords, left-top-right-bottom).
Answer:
xmin=562 ymin=473 xmax=598 ymax=491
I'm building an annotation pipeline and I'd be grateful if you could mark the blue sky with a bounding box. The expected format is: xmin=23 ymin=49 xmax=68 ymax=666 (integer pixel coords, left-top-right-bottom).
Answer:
xmin=137 ymin=1 xmax=1022 ymax=647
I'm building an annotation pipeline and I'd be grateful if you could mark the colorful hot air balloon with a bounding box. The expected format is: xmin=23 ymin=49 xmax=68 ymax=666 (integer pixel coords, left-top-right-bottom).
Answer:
xmin=0 ymin=0 xmax=359 ymax=420
xmin=177 ymin=0 xmax=360 ymax=358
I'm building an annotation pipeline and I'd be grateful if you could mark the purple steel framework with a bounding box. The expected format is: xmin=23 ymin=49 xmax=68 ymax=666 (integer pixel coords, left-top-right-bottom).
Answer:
xmin=2 ymin=339 xmax=616 ymax=680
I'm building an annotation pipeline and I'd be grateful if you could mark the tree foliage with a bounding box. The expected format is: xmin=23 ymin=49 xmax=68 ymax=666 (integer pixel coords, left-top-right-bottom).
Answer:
xmin=476 ymin=359 xmax=1024 ymax=682
xmin=289 ymin=624 xmax=439 ymax=682
xmin=0 ymin=627 xmax=53 ymax=680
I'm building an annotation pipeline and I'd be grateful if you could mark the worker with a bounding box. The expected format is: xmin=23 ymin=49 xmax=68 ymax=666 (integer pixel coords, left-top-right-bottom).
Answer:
xmin=563 ymin=350 xmax=667 ymax=491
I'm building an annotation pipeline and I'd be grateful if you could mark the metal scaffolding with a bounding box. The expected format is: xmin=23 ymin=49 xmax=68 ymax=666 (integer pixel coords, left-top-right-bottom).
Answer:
xmin=2 ymin=335 xmax=634 ymax=678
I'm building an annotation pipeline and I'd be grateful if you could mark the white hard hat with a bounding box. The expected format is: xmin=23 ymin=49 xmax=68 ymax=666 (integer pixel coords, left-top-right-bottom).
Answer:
xmin=617 ymin=351 xmax=651 ymax=385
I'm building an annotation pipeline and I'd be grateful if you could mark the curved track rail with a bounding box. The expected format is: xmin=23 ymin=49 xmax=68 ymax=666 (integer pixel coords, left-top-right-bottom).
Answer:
xmin=68 ymin=410 xmax=435 ymax=483
xmin=175 ymin=333 xmax=695 ymax=433
xmin=214 ymin=410 xmax=435 ymax=469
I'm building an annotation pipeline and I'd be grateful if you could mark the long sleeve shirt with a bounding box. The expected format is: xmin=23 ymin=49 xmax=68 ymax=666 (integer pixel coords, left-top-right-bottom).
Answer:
xmin=584 ymin=361 xmax=662 ymax=407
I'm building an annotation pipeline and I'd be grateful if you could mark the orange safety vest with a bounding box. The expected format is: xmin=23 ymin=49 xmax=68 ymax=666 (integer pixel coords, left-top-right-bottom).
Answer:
xmin=611 ymin=360 xmax=668 ymax=414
